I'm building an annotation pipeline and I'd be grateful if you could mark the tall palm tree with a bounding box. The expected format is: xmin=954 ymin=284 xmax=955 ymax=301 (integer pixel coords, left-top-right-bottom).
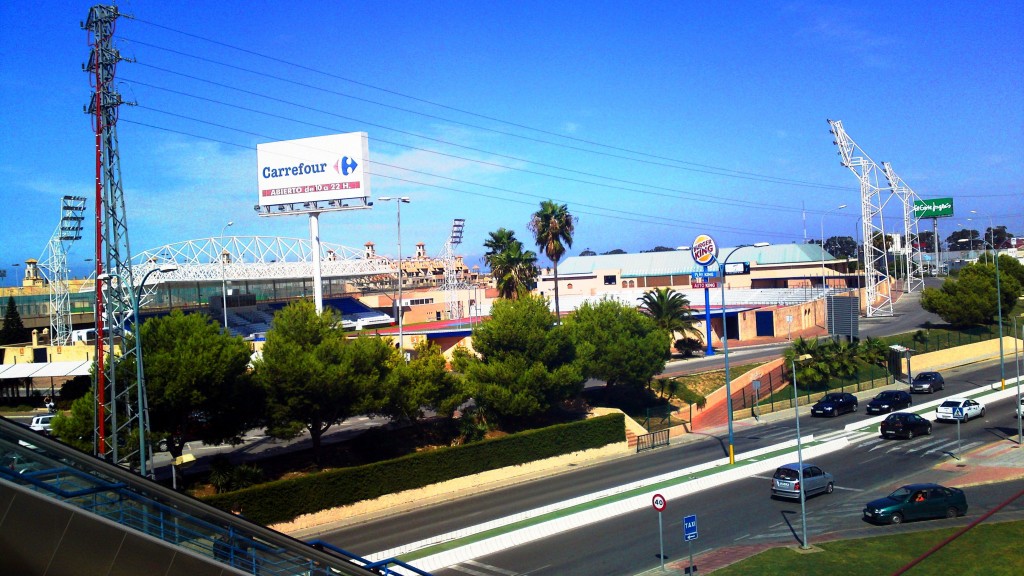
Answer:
xmin=483 ymin=227 xmax=517 ymax=267
xmin=528 ymin=201 xmax=576 ymax=321
xmin=487 ymin=237 xmax=538 ymax=299
xmin=638 ymin=287 xmax=702 ymax=342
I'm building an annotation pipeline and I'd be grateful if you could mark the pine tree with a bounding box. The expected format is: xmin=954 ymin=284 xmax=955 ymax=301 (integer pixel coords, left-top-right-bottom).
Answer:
xmin=0 ymin=296 xmax=29 ymax=345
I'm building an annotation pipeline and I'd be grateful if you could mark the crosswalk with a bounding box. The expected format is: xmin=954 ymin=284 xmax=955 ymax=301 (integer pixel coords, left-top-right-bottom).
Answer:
xmin=839 ymin=430 xmax=983 ymax=459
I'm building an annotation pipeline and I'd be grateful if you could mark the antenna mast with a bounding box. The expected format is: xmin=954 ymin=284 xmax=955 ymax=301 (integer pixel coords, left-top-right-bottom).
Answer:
xmin=882 ymin=162 xmax=925 ymax=294
xmin=84 ymin=4 xmax=148 ymax=473
xmin=441 ymin=219 xmax=466 ymax=320
xmin=40 ymin=196 xmax=87 ymax=346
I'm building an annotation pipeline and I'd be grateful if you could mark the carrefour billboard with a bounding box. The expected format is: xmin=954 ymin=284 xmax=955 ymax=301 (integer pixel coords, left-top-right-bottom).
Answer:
xmin=913 ymin=197 xmax=954 ymax=218
xmin=257 ymin=132 xmax=370 ymax=211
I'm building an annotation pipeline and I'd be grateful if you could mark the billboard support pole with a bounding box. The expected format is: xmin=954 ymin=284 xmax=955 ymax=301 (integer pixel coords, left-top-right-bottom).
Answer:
xmin=310 ymin=212 xmax=324 ymax=314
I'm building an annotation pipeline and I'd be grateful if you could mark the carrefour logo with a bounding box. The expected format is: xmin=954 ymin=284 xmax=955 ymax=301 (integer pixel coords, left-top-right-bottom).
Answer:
xmin=692 ymin=234 xmax=718 ymax=266
xmin=261 ymin=156 xmax=359 ymax=179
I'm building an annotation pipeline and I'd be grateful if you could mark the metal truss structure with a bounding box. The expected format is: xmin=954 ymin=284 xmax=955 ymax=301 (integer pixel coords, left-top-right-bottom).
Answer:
xmin=828 ymin=119 xmax=893 ymax=317
xmin=882 ymin=162 xmax=925 ymax=294
xmin=440 ymin=219 xmax=466 ymax=320
xmin=85 ymin=4 xmax=147 ymax=472
xmin=129 ymin=236 xmax=395 ymax=300
xmin=39 ymin=196 xmax=87 ymax=346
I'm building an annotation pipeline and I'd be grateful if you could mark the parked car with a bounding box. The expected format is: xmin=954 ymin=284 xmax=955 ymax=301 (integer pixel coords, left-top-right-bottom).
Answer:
xmin=880 ymin=412 xmax=932 ymax=439
xmin=863 ymin=483 xmax=967 ymax=525
xmin=771 ymin=462 xmax=834 ymax=499
xmin=28 ymin=414 xmax=55 ymax=436
xmin=866 ymin=390 xmax=913 ymax=414
xmin=811 ymin=392 xmax=858 ymax=417
xmin=910 ymin=372 xmax=945 ymax=394
xmin=935 ymin=398 xmax=985 ymax=422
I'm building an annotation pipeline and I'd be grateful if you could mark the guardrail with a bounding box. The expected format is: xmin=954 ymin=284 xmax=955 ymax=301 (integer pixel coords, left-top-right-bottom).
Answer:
xmin=636 ymin=429 xmax=670 ymax=453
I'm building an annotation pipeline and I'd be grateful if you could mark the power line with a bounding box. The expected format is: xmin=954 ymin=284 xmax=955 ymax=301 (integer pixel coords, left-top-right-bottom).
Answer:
xmin=119 ymin=29 xmax=853 ymax=191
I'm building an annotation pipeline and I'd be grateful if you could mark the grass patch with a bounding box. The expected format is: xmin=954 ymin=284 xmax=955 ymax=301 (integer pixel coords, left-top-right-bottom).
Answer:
xmin=670 ymin=361 xmax=768 ymax=398
xmin=711 ymin=519 xmax=1023 ymax=576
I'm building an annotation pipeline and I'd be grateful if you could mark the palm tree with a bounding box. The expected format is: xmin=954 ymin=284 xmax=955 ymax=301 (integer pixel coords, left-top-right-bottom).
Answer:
xmin=488 ymin=239 xmax=538 ymax=299
xmin=483 ymin=228 xmax=517 ymax=267
xmin=638 ymin=288 xmax=702 ymax=342
xmin=528 ymin=201 xmax=576 ymax=321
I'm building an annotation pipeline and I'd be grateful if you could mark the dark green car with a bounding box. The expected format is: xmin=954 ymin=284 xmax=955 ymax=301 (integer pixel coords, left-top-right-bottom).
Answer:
xmin=863 ymin=483 xmax=968 ymax=525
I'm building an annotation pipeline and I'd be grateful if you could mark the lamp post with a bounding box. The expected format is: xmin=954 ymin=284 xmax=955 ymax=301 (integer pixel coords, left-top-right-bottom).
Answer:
xmin=98 ymin=263 xmax=177 ymax=478
xmin=1014 ymin=313 xmax=1022 ymax=446
xmin=820 ymin=204 xmax=847 ymax=338
xmin=378 ymin=197 xmax=410 ymax=356
xmin=792 ymin=353 xmax=813 ymax=549
xmin=220 ymin=221 xmax=233 ymax=332
xmin=720 ymin=241 xmax=769 ymax=464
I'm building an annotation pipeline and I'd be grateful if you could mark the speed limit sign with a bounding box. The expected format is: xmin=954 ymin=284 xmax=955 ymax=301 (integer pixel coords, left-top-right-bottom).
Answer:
xmin=652 ymin=493 xmax=667 ymax=512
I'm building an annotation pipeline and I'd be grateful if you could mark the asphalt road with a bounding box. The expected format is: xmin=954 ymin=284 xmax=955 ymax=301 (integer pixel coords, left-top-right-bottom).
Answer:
xmin=315 ymin=360 xmax=1021 ymax=575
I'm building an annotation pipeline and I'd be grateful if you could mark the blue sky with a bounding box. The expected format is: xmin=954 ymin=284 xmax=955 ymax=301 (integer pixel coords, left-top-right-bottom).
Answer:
xmin=2 ymin=1 xmax=1021 ymax=281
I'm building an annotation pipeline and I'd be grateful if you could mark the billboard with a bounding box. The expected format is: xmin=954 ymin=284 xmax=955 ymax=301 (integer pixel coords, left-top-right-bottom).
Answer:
xmin=691 ymin=234 xmax=718 ymax=266
xmin=256 ymin=132 xmax=371 ymax=212
xmin=913 ymin=197 xmax=953 ymax=218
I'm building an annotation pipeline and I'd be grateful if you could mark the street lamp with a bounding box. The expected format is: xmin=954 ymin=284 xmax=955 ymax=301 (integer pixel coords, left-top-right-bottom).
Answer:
xmin=791 ymin=353 xmax=813 ymax=549
xmin=220 ymin=221 xmax=233 ymax=332
xmin=378 ymin=197 xmax=410 ymax=357
xmin=97 ymin=263 xmax=177 ymax=478
xmin=820 ymin=204 xmax=847 ymax=338
xmin=1014 ymin=313 xmax=1023 ymax=446
xmin=960 ymin=229 xmax=1004 ymax=391
xmin=720 ymin=241 xmax=769 ymax=464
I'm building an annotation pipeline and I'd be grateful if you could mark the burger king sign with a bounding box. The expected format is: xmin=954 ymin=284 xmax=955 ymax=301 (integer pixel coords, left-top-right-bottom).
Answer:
xmin=691 ymin=234 xmax=718 ymax=266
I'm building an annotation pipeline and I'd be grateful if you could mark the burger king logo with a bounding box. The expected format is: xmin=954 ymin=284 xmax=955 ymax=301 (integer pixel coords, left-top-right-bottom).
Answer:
xmin=692 ymin=234 xmax=718 ymax=266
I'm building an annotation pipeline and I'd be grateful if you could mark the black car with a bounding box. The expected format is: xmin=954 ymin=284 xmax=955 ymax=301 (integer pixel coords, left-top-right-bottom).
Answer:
xmin=910 ymin=371 xmax=945 ymax=394
xmin=811 ymin=392 xmax=858 ymax=417
xmin=866 ymin=390 xmax=913 ymax=414
xmin=880 ymin=412 xmax=932 ymax=439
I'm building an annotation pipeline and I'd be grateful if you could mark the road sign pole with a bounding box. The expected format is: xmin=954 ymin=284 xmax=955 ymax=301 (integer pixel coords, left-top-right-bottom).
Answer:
xmin=659 ymin=511 xmax=664 ymax=571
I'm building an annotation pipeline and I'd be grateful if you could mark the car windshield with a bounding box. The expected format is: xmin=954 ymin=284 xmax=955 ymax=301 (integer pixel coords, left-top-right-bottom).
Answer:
xmin=823 ymin=394 xmax=841 ymax=401
xmin=940 ymin=400 xmax=962 ymax=408
xmin=888 ymin=487 xmax=913 ymax=501
xmin=884 ymin=414 xmax=905 ymax=422
xmin=915 ymin=374 xmax=936 ymax=381
xmin=876 ymin=392 xmax=896 ymax=400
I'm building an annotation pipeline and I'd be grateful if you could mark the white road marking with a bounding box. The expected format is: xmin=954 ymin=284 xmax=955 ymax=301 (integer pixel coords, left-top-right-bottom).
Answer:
xmin=465 ymin=560 xmax=519 ymax=575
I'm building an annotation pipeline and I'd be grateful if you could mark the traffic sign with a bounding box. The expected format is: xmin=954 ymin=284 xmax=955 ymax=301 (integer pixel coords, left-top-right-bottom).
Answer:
xmin=953 ymin=407 xmax=965 ymax=419
xmin=652 ymin=493 xmax=667 ymax=512
xmin=691 ymin=282 xmax=719 ymax=289
xmin=691 ymin=270 xmax=717 ymax=279
xmin=684 ymin=514 xmax=698 ymax=541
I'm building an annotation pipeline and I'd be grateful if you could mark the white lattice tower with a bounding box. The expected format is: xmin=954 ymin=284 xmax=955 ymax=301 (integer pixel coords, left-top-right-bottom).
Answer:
xmin=39 ymin=196 xmax=87 ymax=346
xmin=882 ymin=162 xmax=924 ymax=294
xmin=828 ymin=119 xmax=893 ymax=317
xmin=442 ymin=219 xmax=466 ymax=320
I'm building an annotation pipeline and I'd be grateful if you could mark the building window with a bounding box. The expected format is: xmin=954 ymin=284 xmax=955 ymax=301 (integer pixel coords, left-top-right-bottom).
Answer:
xmin=629 ymin=280 xmax=635 ymax=288
xmin=604 ymin=275 xmax=616 ymax=285
xmin=621 ymin=280 xmax=628 ymax=288
xmin=566 ymin=283 xmax=573 ymax=289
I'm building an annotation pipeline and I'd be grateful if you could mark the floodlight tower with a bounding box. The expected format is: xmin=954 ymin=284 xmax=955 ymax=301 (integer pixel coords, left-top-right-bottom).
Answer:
xmin=882 ymin=162 xmax=925 ymax=294
xmin=442 ymin=219 xmax=466 ymax=320
xmin=84 ymin=4 xmax=146 ymax=470
xmin=39 ymin=196 xmax=87 ymax=346
xmin=828 ymin=119 xmax=893 ymax=317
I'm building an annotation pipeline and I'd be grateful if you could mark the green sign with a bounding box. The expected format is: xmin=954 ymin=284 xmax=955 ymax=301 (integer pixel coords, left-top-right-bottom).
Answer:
xmin=913 ymin=198 xmax=954 ymax=218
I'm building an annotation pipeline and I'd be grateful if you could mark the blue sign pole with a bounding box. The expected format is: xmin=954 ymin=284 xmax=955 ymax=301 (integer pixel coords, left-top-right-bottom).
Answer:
xmin=684 ymin=514 xmax=698 ymax=575
xmin=702 ymin=266 xmax=715 ymax=356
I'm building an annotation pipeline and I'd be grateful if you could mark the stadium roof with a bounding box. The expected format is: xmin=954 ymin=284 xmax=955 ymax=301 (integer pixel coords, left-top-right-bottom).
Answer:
xmin=556 ymin=243 xmax=836 ymax=277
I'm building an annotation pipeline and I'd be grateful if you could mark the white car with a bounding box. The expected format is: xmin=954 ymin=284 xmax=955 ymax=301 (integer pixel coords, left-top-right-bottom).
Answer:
xmin=935 ymin=398 xmax=985 ymax=422
xmin=1017 ymin=396 xmax=1024 ymax=417
xmin=28 ymin=414 xmax=55 ymax=435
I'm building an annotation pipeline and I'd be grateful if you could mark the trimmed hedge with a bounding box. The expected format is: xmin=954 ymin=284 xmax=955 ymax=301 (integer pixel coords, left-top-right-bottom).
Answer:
xmin=204 ymin=413 xmax=625 ymax=525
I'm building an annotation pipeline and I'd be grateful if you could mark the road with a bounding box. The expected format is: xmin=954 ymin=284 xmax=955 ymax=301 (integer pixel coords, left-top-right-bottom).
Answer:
xmin=314 ymin=361 xmax=1021 ymax=575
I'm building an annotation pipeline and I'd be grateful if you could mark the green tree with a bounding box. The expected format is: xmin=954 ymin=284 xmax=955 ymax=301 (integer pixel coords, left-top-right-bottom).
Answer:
xmin=253 ymin=300 xmax=394 ymax=466
xmin=857 ymin=337 xmax=889 ymax=368
xmin=921 ymin=262 xmax=1022 ymax=326
xmin=488 ymin=237 xmax=539 ymax=299
xmin=372 ymin=339 xmax=463 ymax=423
xmin=823 ymin=236 xmax=858 ymax=259
xmin=564 ymin=297 xmax=669 ymax=391
xmin=139 ymin=310 xmax=259 ymax=462
xmin=946 ymin=229 xmax=980 ymax=251
xmin=529 ymin=200 xmax=576 ymax=321
xmin=452 ymin=295 xmax=582 ymax=428
xmin=0 ymin=295 xmax=29 ymax=345
xmin=50 ymin=392 xmax=95 ymax=453
xmin=638 ymin=288 xmax=703 ymax=343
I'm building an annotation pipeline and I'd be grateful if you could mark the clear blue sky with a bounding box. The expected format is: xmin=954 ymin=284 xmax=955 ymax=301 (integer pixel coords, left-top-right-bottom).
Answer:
xmin=2 ymin=1 xmax=1021 ymax=280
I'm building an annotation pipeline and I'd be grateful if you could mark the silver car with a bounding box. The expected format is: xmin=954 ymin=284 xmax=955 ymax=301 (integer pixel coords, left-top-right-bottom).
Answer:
xmin=771 ymin=463 xmax=834 ymax=499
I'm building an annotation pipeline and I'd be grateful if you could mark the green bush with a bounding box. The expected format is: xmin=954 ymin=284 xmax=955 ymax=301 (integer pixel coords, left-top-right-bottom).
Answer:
xmin=204 ymin=413 xmax=625 ymax=525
